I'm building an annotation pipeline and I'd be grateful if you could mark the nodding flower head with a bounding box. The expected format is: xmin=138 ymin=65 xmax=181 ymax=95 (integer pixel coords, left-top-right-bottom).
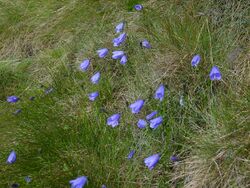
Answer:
xmin=137 ymin=119 xmax=147 ymax=129
xmin=113 ymin=33 xmax=127 ymax=47
xmin=69 ymin=176 xmax=88 ymax=188
xmin=154 ymin=84 xmax=165 ymax=101
xmin=141 ymin=39 xmax=151 ymax=49
xmin=7 ymin=150 xmax=16 ymax=164
xmin=120 ymin=55 xmax=128 ymax=65
xmin=129 ymin=99 xmax=145 ymax=114
xmin=134 ymin=4 xmax=143 ymax=11
xmin=115 ymin=22 xmax=125 ymax=33
xmin=97 ymin=48 xmax=109 ymax=58
xmin=80 ymin=59 xmax=90 ymax=71
xmin=107 ymin=114 xmax=121 ymax=128
xmin=7 ymin=96 xmax=19 ymax=103
xmin=209 ymin=66 xmax=222 ymax=81
xmin=112 ymin=51 xmax=125 ymax=59
xmin=144 ymin=153 xmax=160 ymax=170
xmin=191 ymin=54 xmax=201 ymax=67
xmin=88 ymin=92 xmax=99 ymax=101
xmin=91 ymin=72 xmax=101 ymax=84
xmin=149 ymin=116 xmax=163 ymax=129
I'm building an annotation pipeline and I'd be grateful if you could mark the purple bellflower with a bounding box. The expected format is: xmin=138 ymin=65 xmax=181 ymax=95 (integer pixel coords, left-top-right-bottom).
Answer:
xmin=69 ymin=176 xmax=87 ymax=188
xmin=113 ymin=33 xmax=127 ymax=47
xmin=7 ymin=150 xmax=16 ymax=164
xmin=150 ymin=116 xmax=163 ymax=129
xmin=80 ymin=59 xmax=90 ymax=71
xmin=91 ymin=72 xmax=101 ymax=84
xmin=88 ymin=92 xmax=99 ymax=101
xmin=13 ymin=109 xmax=22 ymax=115
xmin=170 ymin=155 xmax=179 ymax=162
xmin=115 ymin=22 xmax=125 ymax=33
xmin=129 ymin=99 xmax=145 ymax=114
xmin=128 ymin=150 xmax=135 ymax=159
xmin=97 ymin=48 xmax=109 ymax=58
xmin=101 ymin=185 xmax=107 ymax=188
xmin=24 ymin=176 xmax=32 ymax=183
xmin=120 ymin=55 xmax=127 ymax=65
xmin=146 ymin=111 xmax=157 ymax=120
xmin=134 ymin=4 xmax=143 ymax=11
xmin=137 ymin=119 xmax=147 ymax=129
xmin=141 ymin=40 xmax=151 ymax=48
xmin=107 ymin=114 xmax=120 ymax=128
xmin=112 ymin=51 xmax=125 ymax=59
xmin=191 ymin=55 xmax=201 ymax=67
xmin=144 ymin=153 xmax=160 ymax=170
xmin=154 ymin=84 xmax=165 ymax=101
xmin=209 ymin=66 xmax=222 ymax=80
xmin=7 ymin=96 xmax=19 ymax=103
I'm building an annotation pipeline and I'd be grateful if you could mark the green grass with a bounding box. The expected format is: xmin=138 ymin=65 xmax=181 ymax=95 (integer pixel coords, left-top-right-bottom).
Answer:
xmin=0 ymin=0 xmax=249 ymax=187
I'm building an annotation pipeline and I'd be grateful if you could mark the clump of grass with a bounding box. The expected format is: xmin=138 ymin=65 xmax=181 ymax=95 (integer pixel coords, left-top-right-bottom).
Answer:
xmin=0 ymin=0 xmax=249 ymax=187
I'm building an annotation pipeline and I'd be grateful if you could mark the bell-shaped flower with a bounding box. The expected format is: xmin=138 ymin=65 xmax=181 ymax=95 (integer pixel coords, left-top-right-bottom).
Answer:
xmin=149 ymin=116 xmax=163 ymax=129
xmin=127 ymin=150 xmax=135 ymax=159
xmin=170 ymin=155 xmax=179 ymax=162
xmin=112 ymin=51 xmax=124 ymax=59
xmin=120 ymin=55 xmax=127 ymax=65
xmin=191 ymin=55 xmax=201 ymax=67
xmin=7 ymin=96 xmax=19 ymax=103
xmin=115 ymin=22 xmax=125 ymax=33
xmin=129 ymin=99 xmax=144 ymax=114
xmin=113 ymin=33 xmax=127 ymax=47
xmin=69 ymin=176 xmax=87 ymax=188
xmin=88 ymin=92 xmax=99 ymax=101
xmin=107 ymin=114 xmax=120 ymax=128
xmin=141 ymin=39 xmax=151 ymax=48
xmin=24 ymin=176 xmax=32 ymax=183
xmin=101 ymin=185 xmax=107 ymax=188
xmin=209 ymin=66 xmax=222 ymax=80
xmin=154 ymin=84 xmax=165 ymax=101
xmin=97 ymin=48 xmax=109 ymax=58
xmin=80 ymin=59 xmax=90 ymax=71
xmin=91 ymin=72 xmax=101 ymax=84
xmin=146 ymin=111 xmax=157 ymax=120
xmin=137 ymin=119 xmax=147 ymax=129
xmin=134 ymin=4 xmax=143 ymax=11
xmin=7 ymin=150 xmax=16 ymax=164
xmin=144 ymin=153 xmax=160 ymax=170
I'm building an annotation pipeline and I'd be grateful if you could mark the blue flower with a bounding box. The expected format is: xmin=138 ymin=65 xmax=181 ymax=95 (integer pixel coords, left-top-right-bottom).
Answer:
xmin=13 ymin=109 xmax=22 ymax=115
xmin=120 ymin=55 xmax=127 ymax=65
xmin=107 ymin=114 xmax=120 ymax=128
xmin=7 ymin=150 xmax=16 ymax=164
xmin=7 ymin=96 xmax=19 ymax=103
xmin=80 ymin=59 xmax=90 ymax=71
xmin=191 ymin=55 xmax=201 ymax=67
xmin=69 ymin=176 xmax=87 ymax=188
xmin=129 ymin=99 xmax=145 ymax=114
xmin=137 ymin=119 xmax=147 ymax=129
xmin=170 ymin=155 xmax=179 ymax=162
xmin=112 ymin=51 xmax=125 ymax=59
xmin=115 ymin=22 xmax=125 ymax=33
xmin=209 ymin=66 xmax=222 ymax=80
xmin=128 ymin=150 xmax=135 ymax=159
xmin=113 ymin=33 xmax=127 ymax=47
xmin=144 ymin=154 xmax=160 ymax=170
xmin=45 ymin=87 xmax=53 ymax=94
xmin=146 ymin=111 xmax=157 ymax=120
xmin=97 ymin=48 xmax=109 ymax=58
xmin=101 ymin=185 xmax=107 ymax=188
xmin=24 ymin=176 xmax=32 ymax=183
xmin=154 ymin=84 xmax=165 ymax=101
xmin=149 ymin=116 xmax=163 ymax=129
xmin=141 ymin=40 xmax=151 ymax=49
xmin=88 ymin=92 xmax=99 ymax=101
xmin=134 ymin=4 xmax=143 ymax=11
xmin=91 ymin=72 xmax=101 ymax=84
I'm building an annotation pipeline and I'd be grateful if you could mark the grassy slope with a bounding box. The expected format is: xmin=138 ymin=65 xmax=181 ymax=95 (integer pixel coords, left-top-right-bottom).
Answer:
xmin=0 ymin=0 xmax=249 ymax=187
